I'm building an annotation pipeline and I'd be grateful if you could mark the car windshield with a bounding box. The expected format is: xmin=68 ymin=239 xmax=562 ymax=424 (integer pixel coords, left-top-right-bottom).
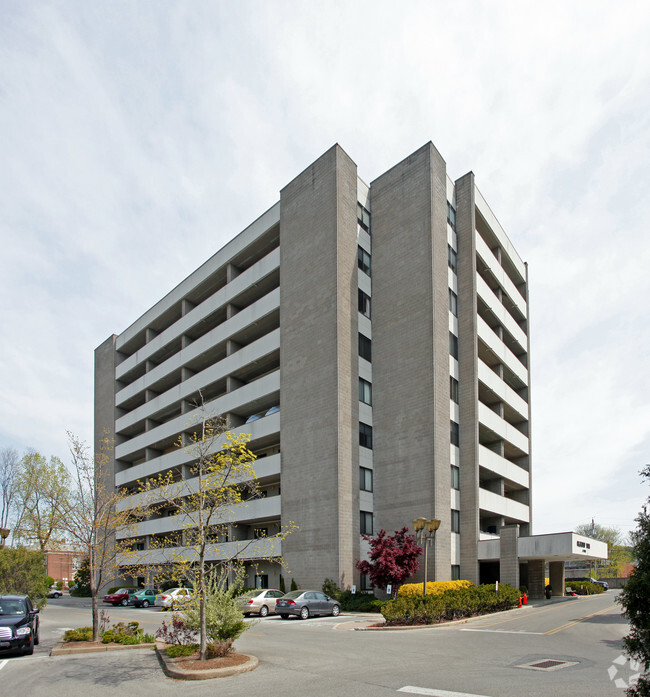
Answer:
xmin=115 ymin=589 xmax=129 ymax=594
xmin=0 ymin=600 xmax=26 ymax=615
xmin=238 ymin=591 xmax=258 ymax=599
xmin=281 ymin=591 xmax=303 ymax=599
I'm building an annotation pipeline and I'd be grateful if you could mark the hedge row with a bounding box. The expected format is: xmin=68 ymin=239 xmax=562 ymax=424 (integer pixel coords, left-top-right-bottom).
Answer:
xmin=398 ymin=580 xmax=474 ymax=597
xmin=381 ymin=584 xmax=521 ymax=625
xmin=565 ymin=580 xmax=605 ymax=595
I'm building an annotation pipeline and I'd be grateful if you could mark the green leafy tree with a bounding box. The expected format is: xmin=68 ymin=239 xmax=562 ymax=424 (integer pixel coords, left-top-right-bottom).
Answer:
xmin=575 ymin=521 xmax=623 ymax=576
xmin=71 ymin=557 xmax=91 ymax=596
xmin=13 ymin=451 xmax=70 ymax=549
xmin=619 ymin=466 xmax=650 ymax=696
xmin=0 ymin=547 xmax=49 ymax=607
xmin=127 ymin=401 xmax=296 ymax=660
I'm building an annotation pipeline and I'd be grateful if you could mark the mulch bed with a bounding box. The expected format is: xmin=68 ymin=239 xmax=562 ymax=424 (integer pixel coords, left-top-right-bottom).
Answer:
xmin=167 ymin=651 xmax=250 ymax=671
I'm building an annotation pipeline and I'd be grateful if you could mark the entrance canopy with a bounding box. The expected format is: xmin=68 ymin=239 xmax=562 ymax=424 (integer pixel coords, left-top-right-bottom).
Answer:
xmin=478 ymin=531 xmax=608 ymax=562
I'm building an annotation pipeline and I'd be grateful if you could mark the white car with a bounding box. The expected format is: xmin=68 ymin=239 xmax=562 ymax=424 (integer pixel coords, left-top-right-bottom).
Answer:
xmin=154 ymin=587 xmax=193 ymax=610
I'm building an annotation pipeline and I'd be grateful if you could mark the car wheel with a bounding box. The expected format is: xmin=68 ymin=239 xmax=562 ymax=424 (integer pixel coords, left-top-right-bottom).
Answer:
xmin=142 ymin=600 xmax=149 ymax=608
xmin=259 ymin=605 xmax=269 ymax=618
xmin=280 ymin=614 xmax=289 ymax=620
xmin=121 ymin=598 xmax=128 ymax=606
xmin=331 ymin=604 xmax=340 ymax=617
xmin=24 ymin=639 xmax=34 ymax=656
xmin=34 ymin=623 xmax=40 ymax=645
xmin=299 ymin=606 xmax=310 ymax=620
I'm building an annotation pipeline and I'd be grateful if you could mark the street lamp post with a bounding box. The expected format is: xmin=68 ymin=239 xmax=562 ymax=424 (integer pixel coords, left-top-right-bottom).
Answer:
xmin=412 ymin=517 xmax=441 ymax=596
xmin=0 ymin=528 xmax=10 ymax=548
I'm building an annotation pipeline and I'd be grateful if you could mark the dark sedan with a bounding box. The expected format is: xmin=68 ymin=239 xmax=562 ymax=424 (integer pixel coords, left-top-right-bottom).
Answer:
xmin=275 ymin=590 xmax=341 ymax=620
xmin=0 ymin=595 xmax=40 ymax=655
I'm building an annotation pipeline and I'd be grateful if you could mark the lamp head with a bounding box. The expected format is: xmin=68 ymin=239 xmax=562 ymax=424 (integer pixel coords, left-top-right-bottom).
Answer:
xmin=412 ymin=517 xmax=427 ymax=532
xmin=427 ymin=518 xmax=441 ymax=532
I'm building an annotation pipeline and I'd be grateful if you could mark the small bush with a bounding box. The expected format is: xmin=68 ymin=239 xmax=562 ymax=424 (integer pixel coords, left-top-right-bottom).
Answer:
xmin=165 ymin=643 xmax=199 ymax=658
xmin=290 ymin=578 xmax=298 ymax=591
xmin=398 ymin=580 xmax=474 ymax=597
xmin=64 ymin=627 xmax=93 ymax=642
xmin=156 ymin=614 xmax=197 ymax=645
xmin=207 ymin=639 xmax=234 ymax=657
xmin=322 ymin=578 xmax=342 ymax=601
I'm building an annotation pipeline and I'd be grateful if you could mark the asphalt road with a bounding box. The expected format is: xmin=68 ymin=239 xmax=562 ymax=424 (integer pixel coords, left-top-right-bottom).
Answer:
xmin=0 ymin=592 xmax=633 ymax=697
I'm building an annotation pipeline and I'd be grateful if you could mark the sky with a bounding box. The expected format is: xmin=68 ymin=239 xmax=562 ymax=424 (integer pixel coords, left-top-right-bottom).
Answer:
xmin=1 ymin=0 xmax=649 ymax=540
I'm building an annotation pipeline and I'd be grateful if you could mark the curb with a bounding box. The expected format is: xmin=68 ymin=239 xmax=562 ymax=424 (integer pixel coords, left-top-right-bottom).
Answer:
xmin=51 ymin=642 xmax=156 ymax=656
xmin=155 ymin=644 xmax=258 ymax=680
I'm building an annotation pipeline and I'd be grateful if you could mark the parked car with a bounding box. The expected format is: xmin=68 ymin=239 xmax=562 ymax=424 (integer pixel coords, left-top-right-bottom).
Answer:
xmin=568 ymin=576 xmax=608 ymax=590
xmin=236 ymin=589 xmax=284 ymax=617
xmin=275 ymin=590 xmax=341 ymax=620
xmin=48 ymin=589 xmax=62 ymax=599
xmin=132 ymin=588 xmax=160 ymax=608
xmin=103 ymin=588 xmax=138 ymax=606
xmin=0 ymin=595 xmax=40 ymax=655
xmin=154 ymin=587 xmax=193 ymax=610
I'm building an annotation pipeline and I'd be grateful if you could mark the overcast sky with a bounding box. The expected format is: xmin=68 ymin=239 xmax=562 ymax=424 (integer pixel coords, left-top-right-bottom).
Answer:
xmin=1 ymin=1 xmax=648 ymax=539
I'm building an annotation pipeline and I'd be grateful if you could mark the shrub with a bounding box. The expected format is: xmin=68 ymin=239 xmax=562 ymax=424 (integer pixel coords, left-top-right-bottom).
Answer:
xmin=55 ymin=580 xmax=63 ymax=590
xmin=381 ymin=583 xmax=520 ymax=626
xmin=566 ymin=580 xmax=604 ymax=595
xmin=165 ymin=643 xmax=199 ymax=658
xmin=183 ymin=589 xmax=249 ymax=649
xmin=156 ymin=615 xmax=197 ymax=645
xmin=102 ymin=620 xmax=145 ymax=644
xmin=290 ymin=578 xmax=298 ymax=591
xmin=46 ymin=576 xmax=55 ymax=588
xmin=338 ymin=590 xmax=385 ymax=612
xmin=322 ymin=578 xmax=342 ymax=601
xmin=64 ymin=627 xmax=93 ymax=642
xmin=398 ymin=580 xmax=474 ymax=597
xmin=279 ymin=575 xmax=286 ymax=593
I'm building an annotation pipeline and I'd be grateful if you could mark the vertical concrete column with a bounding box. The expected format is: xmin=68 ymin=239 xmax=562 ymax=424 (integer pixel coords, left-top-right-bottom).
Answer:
xmin=280 ymin=145 xmax=359 ymax=590
xmin=549 ymin=561 xmax=565 ymax=597
xmin=527 ymin=559 xmax=545 ymax=599
xmin=499 ymin=524 xmax=520 ymax=589
xmin=371 ymin=143 xmax=452 ymax=583
xmin=455 ymin=172 xmax=480 ymax=584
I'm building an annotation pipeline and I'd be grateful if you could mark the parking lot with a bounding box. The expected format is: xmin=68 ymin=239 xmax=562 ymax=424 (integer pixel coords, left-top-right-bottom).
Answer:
xmin=0 ymin=592 xmax=632 ymax=697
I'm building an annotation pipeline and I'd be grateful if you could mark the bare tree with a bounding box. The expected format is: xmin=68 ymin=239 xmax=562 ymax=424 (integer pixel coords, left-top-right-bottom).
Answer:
xmin=63 ymin=432 xmax=136 ymax=642
xmin=0 ymin=447 xmax=19 ymax=531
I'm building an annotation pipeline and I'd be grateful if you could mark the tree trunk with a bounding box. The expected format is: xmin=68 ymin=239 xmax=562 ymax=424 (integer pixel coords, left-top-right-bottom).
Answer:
xmin=90 ymin=549 xmax=99 ymax=642
xmin=199 ymin=554 xmax=207 ymax=660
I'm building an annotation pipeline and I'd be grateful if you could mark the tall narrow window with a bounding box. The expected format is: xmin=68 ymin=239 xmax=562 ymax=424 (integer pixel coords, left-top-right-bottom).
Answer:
xmin=449 ymin=332 xmax=459 ymax=359
xmin=358 ymin=290 xmax=371 ymax=318
xmin=359 ymin=378 xmax=372 ymax=405
xmin=360 ymin=511 xmax=373 ymax=535
xmin=357 ymin=203 xmax=371 ymax=232
xmin=451 ymin=509 xmax=460 ymax=533
xmin=358 ymin=246 xmax=371 ymax=276
xmin=451 ymin=565 xmax=461 ymax=580
xmin=448 ymin=245 xmax=457 ymax=274
xmin=450 ymin=376 xmax=459 ymax=404
xmin=359 ymin=423 xmax=373 ymax=449
xmin=359 ymin=333 xmax=372 ymax=362
xmin=447 ymin=202 xmax=456 ymax=231
xmin=450 ymin=420 xmax=460 ymax=446
xmin=449 ymin=289 xmax=458 ymax=317
xmin=451 ymin=465 xmax=460 ymax=490
xmin=360 ymin=467 xmax=373 ymax=492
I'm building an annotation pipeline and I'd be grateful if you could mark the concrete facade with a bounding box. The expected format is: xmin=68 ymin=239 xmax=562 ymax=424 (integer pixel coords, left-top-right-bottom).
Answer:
xmin=95 ymin=142 xmax=535 ymax=591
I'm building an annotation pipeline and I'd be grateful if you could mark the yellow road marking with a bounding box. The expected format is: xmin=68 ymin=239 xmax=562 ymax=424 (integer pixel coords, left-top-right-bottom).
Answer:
xmin=543 ymin=604 xmax=618 ymax=635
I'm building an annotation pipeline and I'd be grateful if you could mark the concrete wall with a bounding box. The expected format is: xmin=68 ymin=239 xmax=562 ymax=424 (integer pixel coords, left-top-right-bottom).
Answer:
xmin=279 ymin=144 xmax=359 ymax=590
xmin=371 ymin=142 xmax=452 ymax=581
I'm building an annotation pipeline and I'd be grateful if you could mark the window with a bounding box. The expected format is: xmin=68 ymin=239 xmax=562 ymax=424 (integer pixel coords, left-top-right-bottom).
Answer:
xmin=358 ymin=289 xmax=371 ymax=318
xmin=357 ymin=202 xmax=371 ymax=232
xmin=451 ymin=465 xmax=460 ymax=490
xmin=360 ymin=467 xmax=373 ymax=492
xmin=449 ymin=289 xmax=458 ymax=317
xmin=451 ymin=565 xmax=461 ymax=580
xmin=254 ymin=527 xmax=268 ymax=538
xmin=359 ymin=422 xmax=373 ymax=449
xmin=449 ymin=332 xmax=459 ymax=359
xmin=451 ymin=509 xmax=460 ymax=533
xmin=450 ymin=420 xmax=459 ymax=446
xmin=450 ymin=376 xmax=459 ymax=404
xmin=358 ymin=246 xmax=371 ymax=276
xmin=448 ymin=245 xmax=457 ymax=273
xmin=255 ymin=574 xmax=269 ymax=589
xmin=447 ymin=202 xmax=456 ymax=231
xmin=359 ymin=573 xmax=372 ymax=590
xmin=359 ymin=333 xmax=372 ymax=362
xmin=360 ymin=510 xmax=373 ymax=535
xmin=359 ymin=378 xmax=372 ymax=405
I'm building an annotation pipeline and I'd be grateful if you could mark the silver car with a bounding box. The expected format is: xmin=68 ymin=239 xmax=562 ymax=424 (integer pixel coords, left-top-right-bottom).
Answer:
xmin=237 ymin=589 xmax=284 ymax=617
xmin=275 ymin=590 xmax=341 ymax=620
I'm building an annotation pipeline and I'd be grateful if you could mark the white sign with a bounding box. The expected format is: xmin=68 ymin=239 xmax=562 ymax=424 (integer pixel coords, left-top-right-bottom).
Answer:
xmin=351 ymin=585 xmax=356 ymax=594
xmin=386 ymin=584 xmax=392 ymax=595
xmin=495 ymin=581 xmax=499 ymax=592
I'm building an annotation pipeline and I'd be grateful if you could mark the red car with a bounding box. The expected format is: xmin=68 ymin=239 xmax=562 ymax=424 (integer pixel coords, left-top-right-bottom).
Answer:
xmin=103 ymin=588 xmax=137 ymax=606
